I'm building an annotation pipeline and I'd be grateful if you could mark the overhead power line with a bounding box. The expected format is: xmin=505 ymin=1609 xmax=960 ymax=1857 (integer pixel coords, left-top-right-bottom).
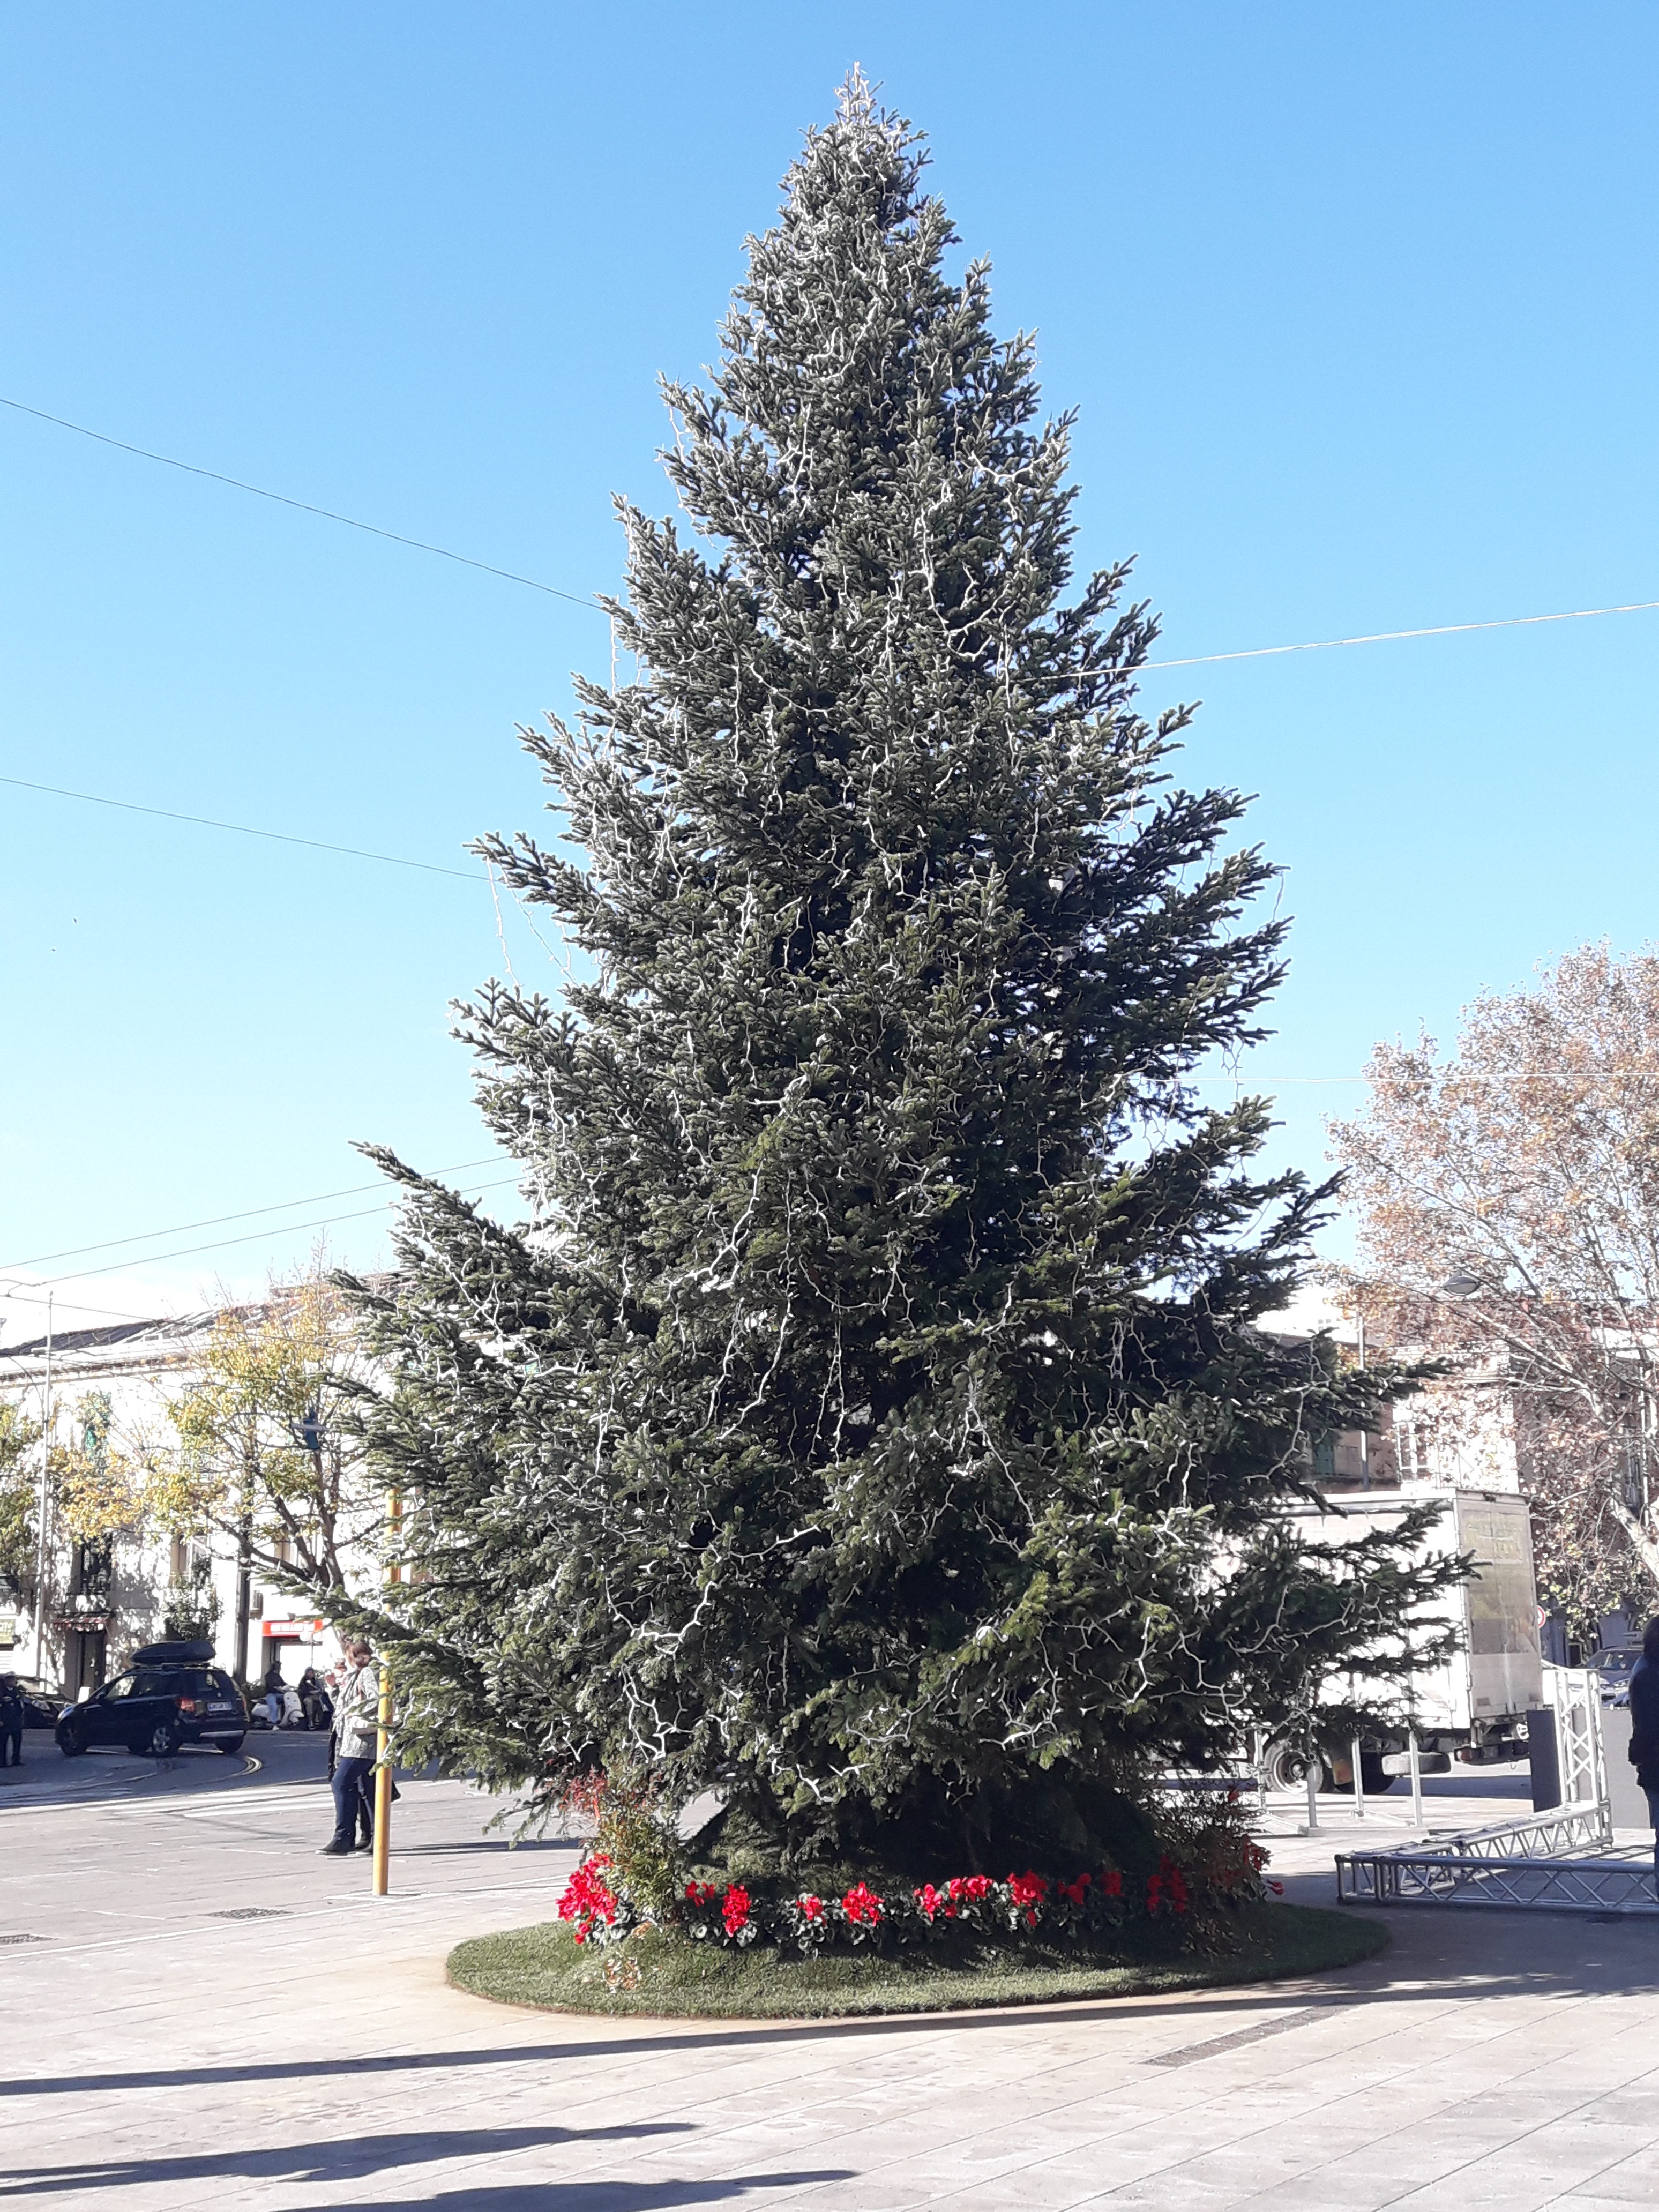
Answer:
xmin=32 ymin=1174 xmax=524 ymax=1289
xmin=0 ymin=395 xmax=603 ymax=612
xmin=6 ymin=393 xmax=1659 ymax=675
xmin=0 ymin=1155 xmax=507 ymax=1273
xmin=0 ymin=1286 xmax=181 ymax=1326
xmin=0 ymin=773 xmax=483 ymax=883
xmin=1142 ymin=600 xmax=1659 ymax=673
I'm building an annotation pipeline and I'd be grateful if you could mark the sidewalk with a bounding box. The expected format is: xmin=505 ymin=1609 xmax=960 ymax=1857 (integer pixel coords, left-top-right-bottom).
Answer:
xmin=5 ymin=1762 xmax=1659 ymax=2209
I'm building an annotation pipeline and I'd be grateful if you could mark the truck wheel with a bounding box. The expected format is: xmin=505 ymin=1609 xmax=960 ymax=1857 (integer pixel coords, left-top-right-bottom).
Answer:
xmin=1261 ymin=1741 xmax=1333 ymax=1792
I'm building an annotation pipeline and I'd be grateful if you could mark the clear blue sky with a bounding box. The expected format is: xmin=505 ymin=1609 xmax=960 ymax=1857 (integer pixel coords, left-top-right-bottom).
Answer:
xmin=4 ymin=3 xmax=1657 ymax=1330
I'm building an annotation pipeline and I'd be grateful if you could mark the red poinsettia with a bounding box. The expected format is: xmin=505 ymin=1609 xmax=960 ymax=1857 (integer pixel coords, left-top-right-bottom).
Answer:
xmin=842 ymin=1882 xmax=883 ymax=1925
xmin=1146 ymin=1855 xmax=1190 ymax=1916
xmin=722 ymin=1884 xmax=752 ymax=1937
xmin=556 ymin=1853 xmax=619 ymax=1944
xmin=946 ymin=1874 xmax=993 ymax=1909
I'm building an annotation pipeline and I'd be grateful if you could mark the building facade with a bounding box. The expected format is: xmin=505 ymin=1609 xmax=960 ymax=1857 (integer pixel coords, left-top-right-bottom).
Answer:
xmin=0 ymin=1311 xmax=357 ymax=1696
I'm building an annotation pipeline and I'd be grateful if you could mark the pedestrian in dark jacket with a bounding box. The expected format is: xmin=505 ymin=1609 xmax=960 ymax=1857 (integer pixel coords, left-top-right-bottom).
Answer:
xmin=0 ymin=1675 xmax=23 ymax=1767
xmin=1626 ymin=1617 xmax=1659 ymax=1893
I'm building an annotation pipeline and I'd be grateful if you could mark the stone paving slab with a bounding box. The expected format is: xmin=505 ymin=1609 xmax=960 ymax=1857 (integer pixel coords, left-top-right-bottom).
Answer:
xmin=4 ymin=1761 xmax=1659 ymax=2208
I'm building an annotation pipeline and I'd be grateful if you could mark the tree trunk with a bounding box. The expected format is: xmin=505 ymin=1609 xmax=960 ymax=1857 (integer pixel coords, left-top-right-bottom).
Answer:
xmin=1607 ymin=1494 xmax=1659 ymax=1591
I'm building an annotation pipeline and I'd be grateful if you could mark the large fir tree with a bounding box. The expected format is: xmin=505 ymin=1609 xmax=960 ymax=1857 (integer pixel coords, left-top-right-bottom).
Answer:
xmin=349 ymin=78 xmax=1452 ymax=1870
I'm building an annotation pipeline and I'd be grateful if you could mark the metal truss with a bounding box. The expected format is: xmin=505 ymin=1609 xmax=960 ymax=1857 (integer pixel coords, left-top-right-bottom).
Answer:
xmin=1543 ymin=1666 xmax=1607 ymax=1809
xmin=1335 ymin=1803 xmax=1659 ymax=1915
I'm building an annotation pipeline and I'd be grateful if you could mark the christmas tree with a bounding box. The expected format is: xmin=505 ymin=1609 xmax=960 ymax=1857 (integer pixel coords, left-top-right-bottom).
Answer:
xmin=350 ymin=76 xmax=1452 ymax=1873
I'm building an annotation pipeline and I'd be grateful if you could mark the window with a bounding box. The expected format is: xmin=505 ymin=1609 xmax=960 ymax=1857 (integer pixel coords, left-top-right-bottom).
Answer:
xmin=1311 ymin=1434 xmax=1337 ymax=1479
xmin=1394 ymin=1414 xmax=1432 ymax=1478
xmin=101 ymin=1673 xmax=137 ymax=1702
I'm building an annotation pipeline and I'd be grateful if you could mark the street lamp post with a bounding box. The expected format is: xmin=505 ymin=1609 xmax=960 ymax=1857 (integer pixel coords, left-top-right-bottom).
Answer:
xmin=372 ymin=1488 xmax=401 ymax=1898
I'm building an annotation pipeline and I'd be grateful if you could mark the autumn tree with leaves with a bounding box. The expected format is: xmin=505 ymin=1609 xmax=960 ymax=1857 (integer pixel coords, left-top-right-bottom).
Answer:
xmin=159 ymin=1274 xmax=379 ymax=1615
xmin=0 ymin=1401 xmax=42 ymax=1606
xmin=1330 ymin=944 xmax=1659 ymax=1637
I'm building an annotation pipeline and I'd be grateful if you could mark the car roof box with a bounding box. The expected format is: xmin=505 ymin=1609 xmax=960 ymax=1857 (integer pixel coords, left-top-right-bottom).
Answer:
xmin=131 ymin=1639 xmax=216 ymax=1666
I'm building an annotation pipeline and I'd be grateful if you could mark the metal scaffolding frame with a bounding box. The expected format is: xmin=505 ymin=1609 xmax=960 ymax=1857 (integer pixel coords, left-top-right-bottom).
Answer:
xmin=1336 ymin=1826 xmax=1657 ymax=1913
xmin=1543 ymin=1664 xmax=1608 ymax=1810
xmin=1333 ymin=1669 xmax=1659 ymax=1917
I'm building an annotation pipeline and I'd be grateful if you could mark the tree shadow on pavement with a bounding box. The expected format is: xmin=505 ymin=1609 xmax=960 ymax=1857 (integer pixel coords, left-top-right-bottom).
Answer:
xmin=287 ymin=2178 xmax=855 ymax=2210
xmin=0 ymin=2124 xmax=694 ymax=2196
xmin=9 ymin=1919 xmax=1659 ymax=2112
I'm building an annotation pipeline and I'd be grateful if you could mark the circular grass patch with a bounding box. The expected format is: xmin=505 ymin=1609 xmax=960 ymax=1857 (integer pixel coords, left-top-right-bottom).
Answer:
xmin=447 ymin=1902 xmax=1387 ymax=2020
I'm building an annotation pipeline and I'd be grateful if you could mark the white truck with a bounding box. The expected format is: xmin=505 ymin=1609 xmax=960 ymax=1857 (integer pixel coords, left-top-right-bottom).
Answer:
xmin=1262 ymin=1487 xmax=1544 ymax=1793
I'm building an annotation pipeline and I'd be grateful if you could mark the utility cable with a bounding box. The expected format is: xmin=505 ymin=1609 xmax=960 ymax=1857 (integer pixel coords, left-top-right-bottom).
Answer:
xmin=31 ymin=1174 xmax=523 ymax=1287
xmin=0 ymin=1286 xmax=175 ymax=1327
xmin=0 ymin=395 xmax=603 ymax=612
xmin=0 ymin=1155 xmax=507 ymax=1273
xmin=0 ymin=773 xmax=483 ymax=883
xmin=7 ymin=394 xmax=1659 ymax=674
xmin=1142 ymin=599 xmax=1659 ymax=672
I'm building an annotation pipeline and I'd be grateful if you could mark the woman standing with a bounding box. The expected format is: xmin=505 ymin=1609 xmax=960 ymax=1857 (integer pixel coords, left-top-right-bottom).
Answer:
xmin=1626 ymin=1616 xmax=1659 ymax=1897
xmin=319 ymin=1640 xmax=379 ymax=1857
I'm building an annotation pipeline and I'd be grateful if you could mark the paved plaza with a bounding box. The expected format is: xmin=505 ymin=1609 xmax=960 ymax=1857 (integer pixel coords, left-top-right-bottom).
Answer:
xmin=3 ymin=1743 xmax=1659 ymax=2210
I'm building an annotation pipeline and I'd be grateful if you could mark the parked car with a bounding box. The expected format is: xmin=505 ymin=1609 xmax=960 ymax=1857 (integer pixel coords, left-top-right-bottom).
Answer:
xmin=55 ymin=1640 xmax=248 ymax=1758
xmin=16 ymin=1683 xmax=60 ymax=1730
xmin=1590 ymin=1647 xmax=1641 ymax=1706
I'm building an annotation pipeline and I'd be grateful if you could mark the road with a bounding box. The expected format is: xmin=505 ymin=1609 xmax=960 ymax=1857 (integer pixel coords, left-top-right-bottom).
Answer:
xmin=4 ymin=1748 xmax=1659 ymax=2209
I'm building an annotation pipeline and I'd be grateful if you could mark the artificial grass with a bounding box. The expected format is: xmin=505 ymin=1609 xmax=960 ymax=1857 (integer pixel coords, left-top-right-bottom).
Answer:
xmin=447 ymin=1902 xmax=1388 ymax=2020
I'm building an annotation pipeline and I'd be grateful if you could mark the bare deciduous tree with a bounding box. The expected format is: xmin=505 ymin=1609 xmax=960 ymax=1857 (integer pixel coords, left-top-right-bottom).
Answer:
xmin=1329 ymin=943 xmax=1659 ymax=1635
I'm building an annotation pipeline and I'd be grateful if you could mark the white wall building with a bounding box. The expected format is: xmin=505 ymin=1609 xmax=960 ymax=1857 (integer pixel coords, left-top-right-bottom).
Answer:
xmin=0 ymin=1310 xmax=355 ymax=1695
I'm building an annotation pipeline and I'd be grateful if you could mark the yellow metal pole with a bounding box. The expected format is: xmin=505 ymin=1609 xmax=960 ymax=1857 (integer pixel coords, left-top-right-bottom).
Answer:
xmin=371 ymin=1489 xmax=401 ymax=1899
xmin=371 ymin=1660 xmax=392 ymax=1896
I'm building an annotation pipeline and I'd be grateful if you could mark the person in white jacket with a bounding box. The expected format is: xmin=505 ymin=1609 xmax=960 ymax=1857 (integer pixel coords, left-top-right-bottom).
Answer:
xmin=319 ymin=1641 xmax=382 ymax=1856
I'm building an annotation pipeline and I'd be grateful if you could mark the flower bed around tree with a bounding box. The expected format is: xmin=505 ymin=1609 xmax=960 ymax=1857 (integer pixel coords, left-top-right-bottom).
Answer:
xmin=552 ymin=1786 xmax=1280 ymax=1960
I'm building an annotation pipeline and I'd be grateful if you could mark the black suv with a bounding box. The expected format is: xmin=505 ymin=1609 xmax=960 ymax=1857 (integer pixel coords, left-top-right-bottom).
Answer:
xmin=56 ymin=1640 xmax=248 ymax=1759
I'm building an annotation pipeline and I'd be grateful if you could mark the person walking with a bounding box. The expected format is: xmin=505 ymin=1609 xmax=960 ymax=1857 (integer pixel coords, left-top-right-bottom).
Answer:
xmin=1629 ymin=1616 xmax=1659 ymax=1897
xmin=0 ymin=1675 xmax=23 ymax=1767
xmin=319 ymin=1639 xmax=381 ymax=1857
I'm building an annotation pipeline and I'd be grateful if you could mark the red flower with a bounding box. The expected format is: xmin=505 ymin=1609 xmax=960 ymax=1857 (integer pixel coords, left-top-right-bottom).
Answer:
xmin=556 ymin=1853 xmax=619 ymax=1944
xmin=1058 ymin=1874 xmax=1091 ymax=1906
xmin=842 ymin=1882 xmax=883 ymax=1925
xmin=947 ymin=1874 xmax=993 ymax=1904
xmin=914 ymin=1883 xmax=944 ymax=1921
xmin=1147 ymin=1855 xmax=1190 ymax=1916
xmin=797 ymin=1894 xmax=826 ymax=1921
xmin=1100 ymin=1868 xmax=1124 ymax=1897
xmin=721 ymin=1883 xmax=751 ymax=1937
xmin=1007 ymin=1871 xmax=1048 ymax=1911
xmin=684 ymin=1880 xmax=720 ymax=1907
